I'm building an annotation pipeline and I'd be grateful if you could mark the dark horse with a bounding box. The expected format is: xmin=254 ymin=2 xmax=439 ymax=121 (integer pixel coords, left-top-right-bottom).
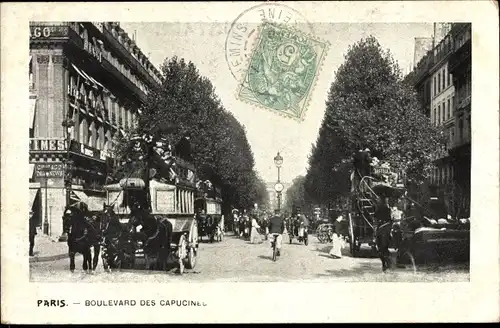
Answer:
xmin=62 ymin=205 xmax=101 ymax=272
xmin=100 ymin=205 xmax=136 ymax=271
xmin=128 ymin=208 xmax=173 ymax=271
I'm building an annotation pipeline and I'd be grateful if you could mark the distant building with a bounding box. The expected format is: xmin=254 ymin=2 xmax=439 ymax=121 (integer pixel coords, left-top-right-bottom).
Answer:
xmin=413 ymin=37 xmax=434 ymax=69
xmin=29 ymin=22 xmax=162 ymax=240
xmin=265 ymin=181 xmax=290 ymax=211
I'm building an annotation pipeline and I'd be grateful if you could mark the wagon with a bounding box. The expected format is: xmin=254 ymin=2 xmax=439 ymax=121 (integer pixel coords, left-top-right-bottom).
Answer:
xmin=168 ymin=216 xmax=199 ymax=274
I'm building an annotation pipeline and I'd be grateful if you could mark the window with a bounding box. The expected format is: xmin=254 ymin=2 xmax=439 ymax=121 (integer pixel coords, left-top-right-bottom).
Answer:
xmin=458 ymin=119 xmax=464 ymax=143
xmin=433 ymin=76 xmax=436 ymax=96
xmin=447 ymin=99 xmax=451 ymax=118
xmin=438 ymin=105 xmax=441 ymax=125
xmin=448 ymin=73 xmax=451 ymax=87
xmin=442 ymin=101 xmax=446 ymax=121
xmin=451 ymin=95 xmax=455 ymax=116
xmin=451 ymin=129 xmax=455 ymax=147
xmin=437 ymin=73 xmax=441 ymax=93
xmin=442 ymin=69 xmax=445 ymax=90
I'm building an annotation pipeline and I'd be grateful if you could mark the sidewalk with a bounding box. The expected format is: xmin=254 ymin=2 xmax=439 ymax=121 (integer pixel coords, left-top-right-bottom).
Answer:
xmin=29 ymin=232 xmax=70 ymax=263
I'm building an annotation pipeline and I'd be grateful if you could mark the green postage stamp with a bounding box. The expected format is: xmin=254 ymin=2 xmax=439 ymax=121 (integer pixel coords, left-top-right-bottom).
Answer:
xmin=237 ymin=22 xmax=329 ymax=121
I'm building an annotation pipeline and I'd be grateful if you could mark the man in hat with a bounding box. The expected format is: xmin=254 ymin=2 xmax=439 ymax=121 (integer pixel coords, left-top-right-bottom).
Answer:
xmin=268 ymin=209 xmax=285 ymax=256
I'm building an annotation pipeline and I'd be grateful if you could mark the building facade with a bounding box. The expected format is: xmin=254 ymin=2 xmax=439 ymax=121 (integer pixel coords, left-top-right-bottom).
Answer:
xmin=407 ymin=23 xmax=471 ymax=218
xmin=29 ymin=22 xmax=162 ymax=240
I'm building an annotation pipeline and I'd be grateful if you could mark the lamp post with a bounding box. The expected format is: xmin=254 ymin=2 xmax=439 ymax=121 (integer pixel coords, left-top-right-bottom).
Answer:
xmin=273 ymin=152 xmax=284 ymax=212
xmin=60 ymin=118 xmax=74 ymax=242
xmin=39 ymin=166 xmax=52 ymax=235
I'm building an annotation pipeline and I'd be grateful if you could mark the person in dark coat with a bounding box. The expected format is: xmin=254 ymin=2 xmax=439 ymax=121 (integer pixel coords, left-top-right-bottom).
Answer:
xmin=29 ymin=210 xmax=37 ymax=256
xmin=268 ymin=210 xmax=285 ymax=256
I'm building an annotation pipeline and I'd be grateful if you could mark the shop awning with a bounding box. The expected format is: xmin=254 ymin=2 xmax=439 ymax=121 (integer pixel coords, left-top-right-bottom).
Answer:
xmin=29 ymin=164 xmax=35 ymax=180
xmin=71 ymin=64 xmax=104 ymax=90
xmin=29 ymin=95 xmax=37 ymax=129
xmin=70 ymin=189 xmax=89 ymax=205
xmin=29 ymin=188 xmax=39 ymax=210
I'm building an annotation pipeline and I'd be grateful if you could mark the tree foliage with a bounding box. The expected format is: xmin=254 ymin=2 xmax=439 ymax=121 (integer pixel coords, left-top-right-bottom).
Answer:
xmin=113 ymin=56 xmax=268 ymax=211
xmin=284 ymin=175 xmax=312 ymax=214
xmin=306 ymin=36 xmax=446 ymax=205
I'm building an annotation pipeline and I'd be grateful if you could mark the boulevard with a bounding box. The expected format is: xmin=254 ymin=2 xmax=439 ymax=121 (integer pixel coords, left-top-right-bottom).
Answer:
xmin=30 ymin=232 xmax=469 ymax=283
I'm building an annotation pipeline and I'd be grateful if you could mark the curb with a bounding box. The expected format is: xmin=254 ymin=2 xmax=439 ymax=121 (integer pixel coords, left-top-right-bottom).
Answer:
xmin=29 ymin=253 xmax=75 ymax=263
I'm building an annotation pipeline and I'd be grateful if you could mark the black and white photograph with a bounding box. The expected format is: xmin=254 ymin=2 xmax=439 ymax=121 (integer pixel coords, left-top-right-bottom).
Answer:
xmin=2 ymin=1 xmax=499 ymax=324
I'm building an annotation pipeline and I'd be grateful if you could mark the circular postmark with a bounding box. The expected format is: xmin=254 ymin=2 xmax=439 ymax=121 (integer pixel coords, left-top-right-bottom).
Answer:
xmin=225 ymin=3 xmax=314 ymax=82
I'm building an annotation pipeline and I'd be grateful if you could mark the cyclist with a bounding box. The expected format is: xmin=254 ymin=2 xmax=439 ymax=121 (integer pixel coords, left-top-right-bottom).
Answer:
xmin=268 ymin=209 xmax=285 ymax=256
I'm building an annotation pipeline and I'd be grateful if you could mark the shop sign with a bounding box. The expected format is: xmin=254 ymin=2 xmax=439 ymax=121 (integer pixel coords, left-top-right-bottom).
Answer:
xmin=35 ymin=163 xmax=65 ymax=178
xmin=84 ymin=37 xmax=103 ymax=63
xmin=30 ymin=138 xmax=67 ymax=151
xmin=71 ymin=140 xmax=104 ymax=160
xmin=30 ymin=25 xmax=69 ymax=39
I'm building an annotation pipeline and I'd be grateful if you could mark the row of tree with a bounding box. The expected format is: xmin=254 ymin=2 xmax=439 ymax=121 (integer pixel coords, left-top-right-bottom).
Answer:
xmin=113 ymin=56 xmax=269 ymax=212
xmin=290 ymin=36 xmax=446 ymax=215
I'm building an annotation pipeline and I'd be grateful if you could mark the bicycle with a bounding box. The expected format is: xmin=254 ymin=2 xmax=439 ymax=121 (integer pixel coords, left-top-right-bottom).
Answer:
xmin=270 ymin=233 xmax=280 ymax=262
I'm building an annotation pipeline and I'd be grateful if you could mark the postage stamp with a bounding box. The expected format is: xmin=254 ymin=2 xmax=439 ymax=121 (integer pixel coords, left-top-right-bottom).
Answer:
xmin=224 ymin=2 xmax=314 ymax=82
xmin=236 ymin=22 xmax=329 ymax=121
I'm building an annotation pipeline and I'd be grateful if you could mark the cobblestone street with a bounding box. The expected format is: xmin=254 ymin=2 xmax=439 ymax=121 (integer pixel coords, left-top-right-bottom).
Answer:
xmin=30 ymin=232 xmax=469 ymax=283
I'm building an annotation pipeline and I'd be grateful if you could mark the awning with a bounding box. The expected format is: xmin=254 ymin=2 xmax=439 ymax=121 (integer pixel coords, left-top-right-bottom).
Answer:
xmin=72 ymin=64 xmax=91 ymax=85
xmin=29 ymin=164 xmax=35 ymax=180
xmin=29 ymin=95 xmax=37 ymax=129
xmin=29 ymin=188 xmax=39 ymax=210
xmin=71 ymin=64 xmax=104 ymax=90
xmin=70 ymin=189 xmax=89 ymax=205
xmin=104 ymin=183 xmax=122 ymax=191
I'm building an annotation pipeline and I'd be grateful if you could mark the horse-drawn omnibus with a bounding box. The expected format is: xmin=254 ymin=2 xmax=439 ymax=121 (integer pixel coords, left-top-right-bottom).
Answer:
xmin=102 ymin=133 xmax=199 ymax=274
xmin=194 ymin=181 xmax=223 ymax=242
xmin=348 ymin=160 xmax=470 ymax=272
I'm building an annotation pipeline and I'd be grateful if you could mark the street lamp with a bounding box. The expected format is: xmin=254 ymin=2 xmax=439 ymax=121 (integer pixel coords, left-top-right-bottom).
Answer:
xmin=39 ymin=166 xmax=52 ymax=235
xmin=60 ymin=118 xmax=74 ymax=242
xmin=273 ymin=152 xmax=284 ymax=211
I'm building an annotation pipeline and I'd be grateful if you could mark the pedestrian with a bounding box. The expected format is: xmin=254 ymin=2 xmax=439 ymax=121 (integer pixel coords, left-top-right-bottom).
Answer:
xmin=250 ymin=215 xmax=262 ymax=244
xmin=329 ymin=215 xmax=343 ymax=259
xmin=29 ymin=210 xmax=37 ymax=256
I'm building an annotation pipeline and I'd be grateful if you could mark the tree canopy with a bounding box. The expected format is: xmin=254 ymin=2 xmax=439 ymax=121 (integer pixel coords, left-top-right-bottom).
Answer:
xmin=112 ymin=56 xmax=268 ymax=211
xmin=305 ymin=36 xmax=446 ymax=205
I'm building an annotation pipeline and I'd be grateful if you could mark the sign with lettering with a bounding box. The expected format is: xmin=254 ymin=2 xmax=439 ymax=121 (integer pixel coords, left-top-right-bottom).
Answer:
xmin=35 ymin=163 xmax=64 ymax=178
xmin=30 ymin=25 xmax=69 ymax=39
xmin=30 ymin=138 xmax=67 ymax=152
xmin=84 ymin=37 xmax=103 ymax=62
xmin=71 ymin=140 xmax=104 ymax=161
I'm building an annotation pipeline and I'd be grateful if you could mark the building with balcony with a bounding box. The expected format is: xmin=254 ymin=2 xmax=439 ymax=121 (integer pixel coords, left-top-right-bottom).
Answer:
xmin=448 ymin=23 xmax=471 ymax=217
xmin=406 ymin=23 xmax=471 ymax=218
xmin=29 ymin=22 xmax=162 ymax=240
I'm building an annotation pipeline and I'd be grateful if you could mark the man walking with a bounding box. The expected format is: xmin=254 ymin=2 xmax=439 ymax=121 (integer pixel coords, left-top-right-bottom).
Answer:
xmin=29 ymin=210 xmax=37 ymax=256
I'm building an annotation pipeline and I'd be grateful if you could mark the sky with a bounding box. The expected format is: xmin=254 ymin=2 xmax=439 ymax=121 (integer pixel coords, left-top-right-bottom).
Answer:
xmin=120 ymin=21 xmax=433 ymax=183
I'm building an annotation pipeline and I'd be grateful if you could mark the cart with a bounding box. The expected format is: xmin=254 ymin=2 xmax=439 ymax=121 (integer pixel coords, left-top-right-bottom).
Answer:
xmin=168 ymin=216 xmax=199 ymax=274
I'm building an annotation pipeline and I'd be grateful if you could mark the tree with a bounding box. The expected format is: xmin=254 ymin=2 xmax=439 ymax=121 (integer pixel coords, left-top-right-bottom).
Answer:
xmin=113 ymin=56 xmax=267 ymax=211
xmin=306 ymin=36 xmax=446 ymax=205
xmin=284 ymin=175 xmax=313 ymax=214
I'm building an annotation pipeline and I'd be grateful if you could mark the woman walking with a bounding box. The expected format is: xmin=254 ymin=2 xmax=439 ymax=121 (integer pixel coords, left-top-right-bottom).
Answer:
xmin=329 ymin=215 xmax=343 ymax=259
xmin=250 ymin=215 xmax=262 ymax=244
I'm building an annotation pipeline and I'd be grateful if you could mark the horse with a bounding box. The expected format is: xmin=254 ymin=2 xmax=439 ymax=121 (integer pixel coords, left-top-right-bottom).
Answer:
xmin=62 ymin=205 xmax=100 ymax=273
xmin=100 ymin=205 xmax=136 ymax=271
xmin=128 ymin=209 xmax=173 ymax=271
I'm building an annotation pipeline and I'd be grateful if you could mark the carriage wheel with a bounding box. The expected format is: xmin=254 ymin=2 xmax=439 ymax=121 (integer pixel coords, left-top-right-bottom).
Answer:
xmin=177 ymin=235 xmax=187 ymax=275
xmin=348 ymin=213 xmax=357 ymax=257
xmin=185 ymin=247 xmax=197 ymax=269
